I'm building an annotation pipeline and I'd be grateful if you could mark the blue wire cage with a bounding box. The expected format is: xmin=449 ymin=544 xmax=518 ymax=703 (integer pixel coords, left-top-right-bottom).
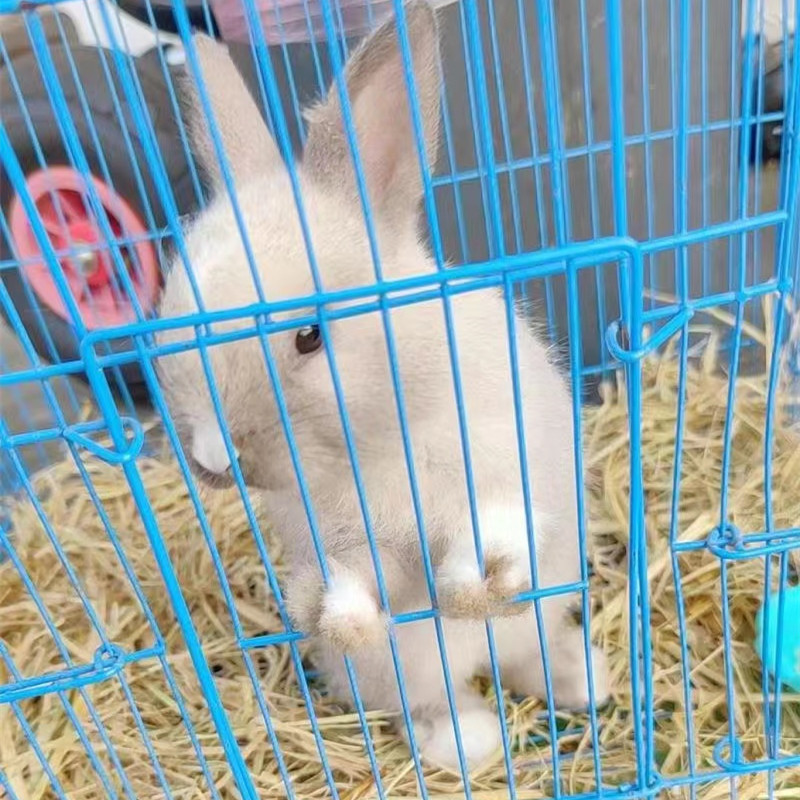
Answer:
xmin=1 ymin=0 xmax=799 ymax=797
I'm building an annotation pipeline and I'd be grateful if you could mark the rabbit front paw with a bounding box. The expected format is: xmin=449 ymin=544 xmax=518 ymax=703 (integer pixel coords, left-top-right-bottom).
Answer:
xmin=286 ymin=568 xmax=386 ymax=652
xmin=317 ymin=575 xmax=387 ymax=652
xmin=437 ymin=550 xmax=529 ymax=619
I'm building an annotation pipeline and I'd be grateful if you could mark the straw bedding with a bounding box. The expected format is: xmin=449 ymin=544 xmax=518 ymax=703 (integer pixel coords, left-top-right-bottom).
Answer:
xmin=2 ymin=325 xmax=799 ymax=800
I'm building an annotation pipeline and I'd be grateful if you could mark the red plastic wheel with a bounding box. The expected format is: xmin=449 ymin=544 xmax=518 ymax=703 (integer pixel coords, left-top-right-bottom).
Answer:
xmin=8 ymin=167 xmax=160 ymax=330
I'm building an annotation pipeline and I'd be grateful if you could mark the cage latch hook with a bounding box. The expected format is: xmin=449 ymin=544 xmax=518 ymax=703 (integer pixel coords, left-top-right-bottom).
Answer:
xmin=605 ymin=308 xmax=694 ymax=363
xmin=0 ymin=644 xmax=126 ymax=704
xmin=62 ymin=417 xmax=144 ymax=465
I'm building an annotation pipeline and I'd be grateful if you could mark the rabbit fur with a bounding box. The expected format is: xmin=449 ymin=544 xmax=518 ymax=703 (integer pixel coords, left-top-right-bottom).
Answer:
xmin=157 ymin=1 xmax=608 ymax=772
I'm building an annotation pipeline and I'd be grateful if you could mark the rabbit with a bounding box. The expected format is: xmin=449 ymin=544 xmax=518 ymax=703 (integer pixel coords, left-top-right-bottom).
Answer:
xmin=156 ymin=1 xmax=608 ymax=772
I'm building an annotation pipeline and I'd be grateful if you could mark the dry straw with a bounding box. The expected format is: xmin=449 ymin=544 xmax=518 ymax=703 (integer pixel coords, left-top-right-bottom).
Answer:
xmin=2 ymin=316 xmax=799 ymax=799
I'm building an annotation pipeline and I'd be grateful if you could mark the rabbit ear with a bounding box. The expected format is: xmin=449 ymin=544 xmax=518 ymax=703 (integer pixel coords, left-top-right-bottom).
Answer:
xmin=302 ymin=1 xmax=441 ymax=225
xmin=183 ymin=36 xmax=282 ymax=190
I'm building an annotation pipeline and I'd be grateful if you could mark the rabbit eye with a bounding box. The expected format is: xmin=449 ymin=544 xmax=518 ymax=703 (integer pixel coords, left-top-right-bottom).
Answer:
xmin=295 ymin=324 xmax=323 ymax=355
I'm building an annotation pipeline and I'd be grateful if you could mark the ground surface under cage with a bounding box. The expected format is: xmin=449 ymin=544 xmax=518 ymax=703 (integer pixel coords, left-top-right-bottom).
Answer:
xmin=2 ymin=320 xmax=799 ymax=800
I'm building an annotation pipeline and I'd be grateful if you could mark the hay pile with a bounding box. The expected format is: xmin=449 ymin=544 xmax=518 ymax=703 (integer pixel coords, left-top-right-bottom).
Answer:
xmin=2 ymin=331 xmax=800 ymax=800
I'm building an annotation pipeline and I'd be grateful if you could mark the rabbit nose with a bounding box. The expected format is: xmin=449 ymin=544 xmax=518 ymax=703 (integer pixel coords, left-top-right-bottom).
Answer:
xmin=191 ymin=421 xmax=239 ymax=475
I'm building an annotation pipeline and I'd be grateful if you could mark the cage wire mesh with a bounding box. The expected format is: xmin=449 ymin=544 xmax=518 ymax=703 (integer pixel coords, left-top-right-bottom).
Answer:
xmin=0 ymin=0 xmax=800 ymax=798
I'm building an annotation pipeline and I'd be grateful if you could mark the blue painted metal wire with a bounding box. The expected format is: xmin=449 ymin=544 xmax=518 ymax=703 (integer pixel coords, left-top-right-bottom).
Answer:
xmin=1 ymin=0 xmax=799 ymax=796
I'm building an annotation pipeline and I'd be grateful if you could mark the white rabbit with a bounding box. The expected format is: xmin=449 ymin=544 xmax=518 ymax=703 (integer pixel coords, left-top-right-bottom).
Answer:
xmin=157 ymin=1 xmax=608 ymax=772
